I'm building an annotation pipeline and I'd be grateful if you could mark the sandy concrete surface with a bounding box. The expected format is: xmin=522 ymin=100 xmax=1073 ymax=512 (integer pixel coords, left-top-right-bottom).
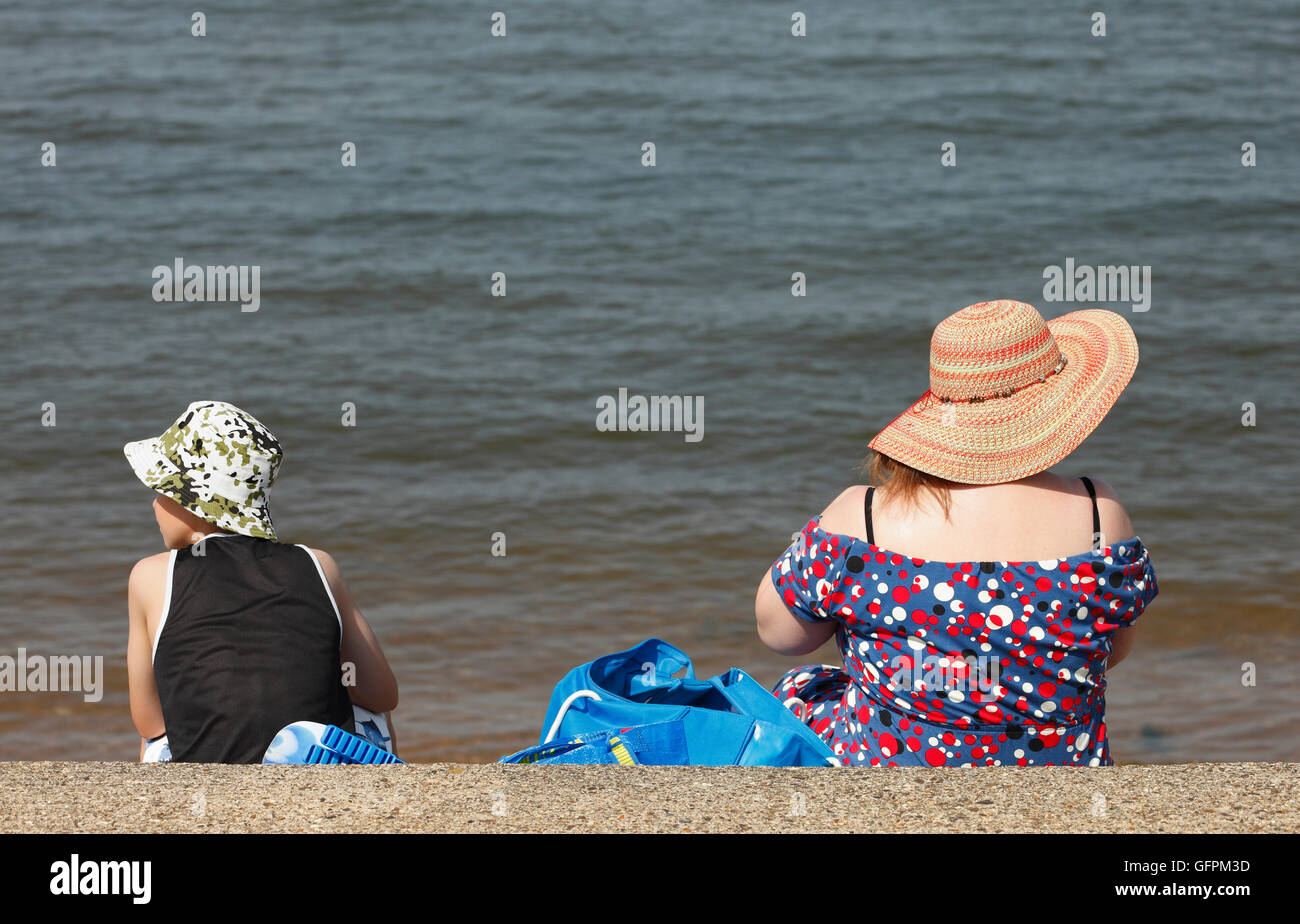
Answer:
xmin=0 ymin=761 xmax=1295 ymax=833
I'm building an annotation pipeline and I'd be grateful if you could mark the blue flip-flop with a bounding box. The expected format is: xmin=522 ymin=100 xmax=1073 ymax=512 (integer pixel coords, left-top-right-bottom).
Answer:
xmin=263 ymin=721 xmax=404 ymax=765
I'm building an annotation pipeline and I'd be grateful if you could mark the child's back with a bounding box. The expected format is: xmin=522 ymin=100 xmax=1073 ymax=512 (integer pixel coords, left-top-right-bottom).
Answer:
xmin=151 ymin=534 xmax=354 ymax=762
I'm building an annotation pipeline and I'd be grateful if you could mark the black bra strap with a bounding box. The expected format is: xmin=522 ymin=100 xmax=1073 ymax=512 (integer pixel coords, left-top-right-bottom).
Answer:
xmin=864 ymin=486 xmax=875 ymax=544
xmin=1080 ymin=476 xmax=1101 ymax=551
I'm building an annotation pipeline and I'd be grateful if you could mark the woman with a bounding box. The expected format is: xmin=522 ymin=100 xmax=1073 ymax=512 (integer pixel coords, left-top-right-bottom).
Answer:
xmin=124 ymin=400 xmax=399 ymax=763
xmin=756 ymin=300 xmax=1157 ymax=767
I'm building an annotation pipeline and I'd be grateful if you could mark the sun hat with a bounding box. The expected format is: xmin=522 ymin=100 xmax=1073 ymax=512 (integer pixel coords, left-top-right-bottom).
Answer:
xmin=124 ymin=400 xmax=282 ymax=540
xmin=867 ymin=300 xmax=1139 ymax=485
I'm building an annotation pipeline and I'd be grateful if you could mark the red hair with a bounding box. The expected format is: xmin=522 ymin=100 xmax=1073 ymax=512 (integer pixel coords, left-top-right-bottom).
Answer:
xmin=861 ymin=449 xmax=953 ymax=520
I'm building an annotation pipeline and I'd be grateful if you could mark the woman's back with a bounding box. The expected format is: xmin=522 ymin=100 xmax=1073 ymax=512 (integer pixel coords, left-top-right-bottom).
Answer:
xmin=763 ymin=471 xmax=1157 ymax=767
xmin=818 ymin=472 xmax=1134 ymax=564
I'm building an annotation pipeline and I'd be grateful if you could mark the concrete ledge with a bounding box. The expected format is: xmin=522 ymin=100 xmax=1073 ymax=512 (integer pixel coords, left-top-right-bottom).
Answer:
xmin=2 ymin=761 xmax=1296 ymax=833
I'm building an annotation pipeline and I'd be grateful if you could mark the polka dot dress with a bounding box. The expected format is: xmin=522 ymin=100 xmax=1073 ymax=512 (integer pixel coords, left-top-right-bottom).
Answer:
xmin=770 ymin=515 xmax=1158 ymax=767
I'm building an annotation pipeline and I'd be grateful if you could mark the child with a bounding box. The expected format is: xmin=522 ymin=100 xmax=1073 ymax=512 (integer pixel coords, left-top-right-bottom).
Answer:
xmin=124 ymin=400 xmax=398 ymax=763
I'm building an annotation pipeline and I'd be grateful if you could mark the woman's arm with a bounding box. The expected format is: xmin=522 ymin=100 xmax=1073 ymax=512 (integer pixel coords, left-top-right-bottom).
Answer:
xmin=756 ymin=489 xmax=859 ymax=656
xmin=310 ymin=549 xmax=399 ymax=713
xmin=1108 ymin=626 xmax=1137 ymax=669
xmin=1089 ymin=477 xmax=1144 ymax=670
xmin=756 ymin=572 xmax=837 ymax=655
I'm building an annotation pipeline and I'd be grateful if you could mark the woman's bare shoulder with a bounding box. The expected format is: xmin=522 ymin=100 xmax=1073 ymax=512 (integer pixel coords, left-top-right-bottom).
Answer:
xmin=1084 ymin=475 xmax=1137 ymax=541
xmin=818 ymin=485 xmax=871 ymax=537
xmin=1038 ymin=472 xmax=1136 ymax=541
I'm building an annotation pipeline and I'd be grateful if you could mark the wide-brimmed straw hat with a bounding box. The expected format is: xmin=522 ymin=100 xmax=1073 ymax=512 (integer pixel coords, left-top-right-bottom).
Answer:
xmin=124 ymin=400 xmax=282 ymax=539
xmin=867 ymin=300 xmax=1139 ymax=484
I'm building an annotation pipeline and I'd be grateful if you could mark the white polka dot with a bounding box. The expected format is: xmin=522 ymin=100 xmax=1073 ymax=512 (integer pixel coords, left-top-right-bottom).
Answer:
xmin=987 ymin=604 xmax=1014 ymax=628
xmin=934 ymin=582 xmax=954 ymax=602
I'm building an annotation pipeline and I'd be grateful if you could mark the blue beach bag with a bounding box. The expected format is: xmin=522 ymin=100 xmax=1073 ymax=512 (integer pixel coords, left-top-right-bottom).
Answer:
xmin=528 ymin=638 xmax=838 ymax=767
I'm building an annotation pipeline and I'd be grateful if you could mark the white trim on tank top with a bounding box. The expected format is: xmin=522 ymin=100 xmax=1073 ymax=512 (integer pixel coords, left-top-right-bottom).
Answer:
xmin=297 ymin=545 xmax=343 ymax=637
xmin=150 ymin=549 xmax=178 ymax=666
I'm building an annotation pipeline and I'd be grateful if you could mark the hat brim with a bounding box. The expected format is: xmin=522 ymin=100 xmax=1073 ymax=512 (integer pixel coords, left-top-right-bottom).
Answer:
xmin=867 ymin=309 xmax=1139 ymax=484
xmin=123 ymin=436 xmax=277 ymax=540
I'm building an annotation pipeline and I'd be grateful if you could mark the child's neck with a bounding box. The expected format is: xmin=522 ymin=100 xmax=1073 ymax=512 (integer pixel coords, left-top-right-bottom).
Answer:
xmin=189 ymin=527 xmax=234 ymax=543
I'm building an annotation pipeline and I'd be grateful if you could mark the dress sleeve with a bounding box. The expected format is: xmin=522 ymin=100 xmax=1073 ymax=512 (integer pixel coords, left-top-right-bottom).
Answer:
xmin=770 ymin=521 xmax=848 ymax=623
xmin=1107 ymin=539 xmax=1158 ymax=629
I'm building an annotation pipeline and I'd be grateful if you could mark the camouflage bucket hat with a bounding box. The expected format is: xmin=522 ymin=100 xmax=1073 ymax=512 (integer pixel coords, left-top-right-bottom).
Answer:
xmin=124 ymin=401 xmax=282 ymax=540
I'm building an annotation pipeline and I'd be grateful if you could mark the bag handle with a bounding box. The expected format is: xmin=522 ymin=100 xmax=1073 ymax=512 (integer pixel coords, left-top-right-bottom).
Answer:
xmin=544 ymin=690 xmax=603 ymax=743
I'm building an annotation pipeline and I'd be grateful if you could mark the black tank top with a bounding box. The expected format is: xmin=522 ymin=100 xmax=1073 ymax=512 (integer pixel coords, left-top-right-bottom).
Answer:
xmin=152 ymin=534 xmax=355 ymax=763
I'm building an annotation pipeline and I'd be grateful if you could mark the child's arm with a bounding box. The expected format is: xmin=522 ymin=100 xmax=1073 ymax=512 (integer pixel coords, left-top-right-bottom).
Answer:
xmin=127 ymin=555 xmax=168 ymax=756
xmin=310 ymin=549 xmax=399 ymax=714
